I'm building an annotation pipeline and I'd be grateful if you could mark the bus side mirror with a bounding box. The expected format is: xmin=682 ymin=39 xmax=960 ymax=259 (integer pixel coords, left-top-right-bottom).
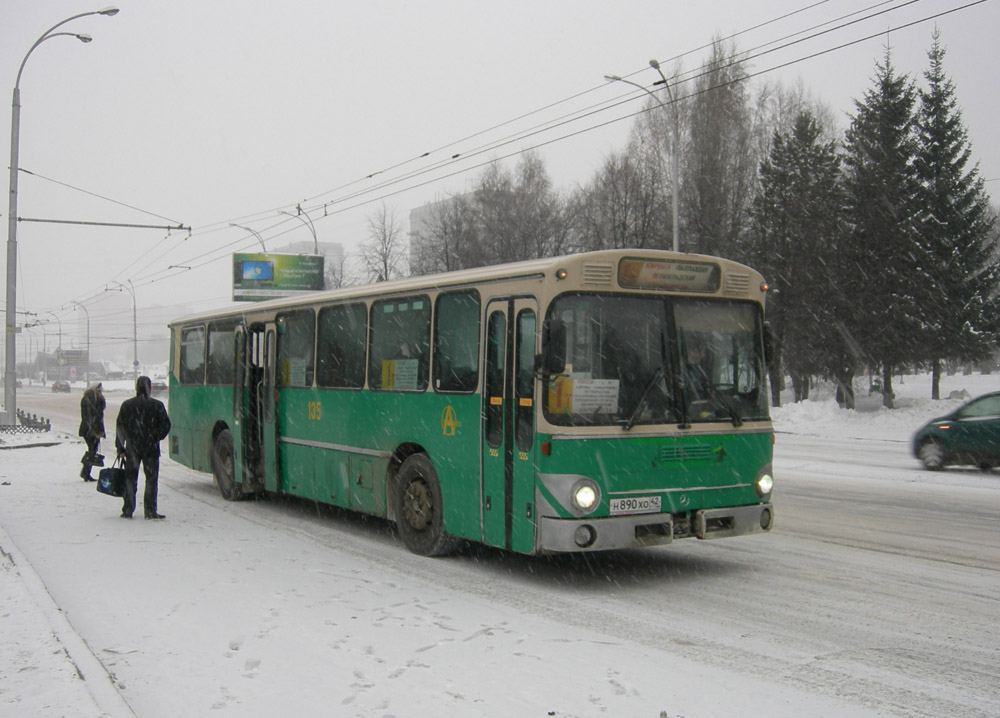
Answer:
xmin=763 ymin=322 xmax=774 ymax=366
xmin=542 ymin=319 xmax=567 ymax=375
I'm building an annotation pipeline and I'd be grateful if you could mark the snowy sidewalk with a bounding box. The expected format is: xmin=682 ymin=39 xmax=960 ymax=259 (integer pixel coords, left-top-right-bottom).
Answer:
xmin=1 ymin=428 xmax=135 ymax=718
xmin=0 ymin=522 xmax=134 ymax=717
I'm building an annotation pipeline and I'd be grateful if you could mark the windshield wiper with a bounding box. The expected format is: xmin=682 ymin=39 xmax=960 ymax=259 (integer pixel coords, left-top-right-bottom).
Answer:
xmin=717 ymin=398 xmax=744 ymax=427
xmin=622 ymin=366 xmax=664 ymax=431
xmin=700 ymin=388 xmax=743 ymax=427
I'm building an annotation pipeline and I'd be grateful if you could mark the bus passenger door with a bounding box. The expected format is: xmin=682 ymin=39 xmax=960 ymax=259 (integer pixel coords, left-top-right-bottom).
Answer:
xmin=235 ymin=325 xmax=267 ymax=494
xmin=233 ymin=324 xmax=276 ymax=495
xmin=232 ymin=325 xmax=248 ymax=488
xmin=482 ymin=298 xmax=537 ymax=552
xmin=261 ymin=323 xmax=279 ymax=492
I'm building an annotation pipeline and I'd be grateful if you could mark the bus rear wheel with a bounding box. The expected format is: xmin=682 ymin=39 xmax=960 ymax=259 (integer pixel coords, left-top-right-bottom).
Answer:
xmin=394 ymin=454 xmax=458 ymax=557
xmin=212 ymin=429 xmax=241 ymax=501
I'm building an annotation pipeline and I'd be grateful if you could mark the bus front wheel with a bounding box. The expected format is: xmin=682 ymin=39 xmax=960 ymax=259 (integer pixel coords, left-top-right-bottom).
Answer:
xmin=212 ymin=429 xmax=241 ymax=501
xmin=394 ymin=455 xmax=458 ymax=557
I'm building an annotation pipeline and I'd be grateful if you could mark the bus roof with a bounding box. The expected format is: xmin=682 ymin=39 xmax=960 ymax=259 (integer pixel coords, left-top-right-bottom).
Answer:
xmin=168 ymin=249 xmax=761 ymax=327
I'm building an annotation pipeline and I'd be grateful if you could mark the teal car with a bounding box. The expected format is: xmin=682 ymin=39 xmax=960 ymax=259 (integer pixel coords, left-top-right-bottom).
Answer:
xmin=912 ymin=392 xmax=1000 ymax=471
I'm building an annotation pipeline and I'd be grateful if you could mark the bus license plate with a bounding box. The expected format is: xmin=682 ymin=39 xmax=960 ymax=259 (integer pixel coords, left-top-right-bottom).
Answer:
xmin=609 ymin=495 xmax=661 ymax=516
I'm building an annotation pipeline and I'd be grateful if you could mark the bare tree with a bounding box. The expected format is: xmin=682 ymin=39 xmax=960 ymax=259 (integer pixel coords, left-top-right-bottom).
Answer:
xmin=683 ymin=36 xmax=761 ymax=259
xmin=568 ymin=146 xmax=665 ymax=252
xmin=629 ymin=59 xmax=686 ymax=248
xmin=323 ymin=250 xmax=353 ymax=289
xmin=361 ymin=203 xmax=407 ymax=282
xmin=475 ymin=161 xmax=518 ymax=264
xmin=754 ymin=78 xmax=840 ymax=149
xmin=410 ymin=151 xmax=567 ymax=273
xmin=409 ymin=193 xmax=480 ymax=275
xmin=510 ymin=151 xmax=569 ymax=258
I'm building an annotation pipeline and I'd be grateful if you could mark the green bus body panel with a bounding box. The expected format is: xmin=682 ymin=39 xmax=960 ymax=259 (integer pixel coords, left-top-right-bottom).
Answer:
xmin=168 ymin=375 xmax=771 ymax=553
xmin=537 ymin=432 xmax=771 ymax=516
xmin=167 ymin=379 xmax=229 ymax=474
xmin=277 ymin=389 xmax=484 ymax=541
xmin=167 ymin=383 xmax=486 ymax=539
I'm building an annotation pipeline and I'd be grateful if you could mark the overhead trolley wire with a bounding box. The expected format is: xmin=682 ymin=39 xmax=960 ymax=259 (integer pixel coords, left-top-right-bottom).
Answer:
xmin=43 ymin=0 xmax=988 ymax=307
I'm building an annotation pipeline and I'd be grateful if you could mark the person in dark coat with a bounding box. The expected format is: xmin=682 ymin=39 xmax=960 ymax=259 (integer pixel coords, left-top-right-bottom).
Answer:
xmin=115 ymin=376 xmax=171 ymax=519
xmin=78 ymin=382 xmax=106 ymax=481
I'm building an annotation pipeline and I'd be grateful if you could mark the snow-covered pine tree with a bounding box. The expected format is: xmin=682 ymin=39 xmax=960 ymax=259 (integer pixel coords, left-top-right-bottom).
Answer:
xmin=914 ymin=30 xmax=999 ymax=399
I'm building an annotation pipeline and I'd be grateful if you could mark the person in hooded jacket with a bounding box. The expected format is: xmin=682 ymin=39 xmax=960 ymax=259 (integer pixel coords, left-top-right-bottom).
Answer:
xmin=78 ymin=382 xmax=107 ymax=481
xmin=115 ymin=376 xmax=171 ymax=519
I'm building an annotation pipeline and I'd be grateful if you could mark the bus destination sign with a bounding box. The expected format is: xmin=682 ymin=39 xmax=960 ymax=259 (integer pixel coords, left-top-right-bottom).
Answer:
xmin=617 ymin=258 xmax=720 ymax=293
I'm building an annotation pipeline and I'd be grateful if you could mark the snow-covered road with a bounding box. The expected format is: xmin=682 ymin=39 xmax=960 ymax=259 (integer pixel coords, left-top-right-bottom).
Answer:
xmin=2 ymin=377 xmax=998 ymax=717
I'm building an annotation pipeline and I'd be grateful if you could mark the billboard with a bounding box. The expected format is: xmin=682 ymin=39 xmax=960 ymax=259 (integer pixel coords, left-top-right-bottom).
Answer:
xmin=232 ymin=253 xmax=325 ymax=302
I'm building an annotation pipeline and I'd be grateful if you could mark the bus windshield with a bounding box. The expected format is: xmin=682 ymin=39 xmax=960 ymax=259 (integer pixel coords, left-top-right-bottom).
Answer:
xmin=544 ymin=294 xmax=769 ymax=427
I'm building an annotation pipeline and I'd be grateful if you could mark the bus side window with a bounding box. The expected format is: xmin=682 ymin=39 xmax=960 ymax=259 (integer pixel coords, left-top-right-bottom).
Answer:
xmin=277 ymin=309 xmax=316 ymax=387
xmin=180 ymin=325 xmax=206 ymax=385
xmin=370 ymin=297 xmax=431 ymax=391
xmin=484 ymin=311 xmax=506 ymax=448
xmin=515 ymin=309 xmax=536 ymax=451
xmin=317 ymin=303 xmax=367 ymax=389
xmin=206 ymin=320 xmax=238 ymax=385
xmin=433 ymin=291 xmax=480 ymax=393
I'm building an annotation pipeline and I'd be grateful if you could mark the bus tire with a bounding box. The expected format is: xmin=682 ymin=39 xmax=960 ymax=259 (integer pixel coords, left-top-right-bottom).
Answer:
xmin=212 ymin=429 xmax=241 ymax=501
xmin=394 ymin=454 xmax=458 ymax=557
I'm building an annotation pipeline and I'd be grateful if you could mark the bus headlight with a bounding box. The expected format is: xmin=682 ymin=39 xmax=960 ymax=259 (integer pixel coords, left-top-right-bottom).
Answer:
xmin=755 ymin=471 xmax=774 ymax=501
xmin=571 ymin=479 xmax=600 ymax=513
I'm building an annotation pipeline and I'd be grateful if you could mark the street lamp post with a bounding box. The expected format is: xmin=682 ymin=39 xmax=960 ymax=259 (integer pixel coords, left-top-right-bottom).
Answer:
xmin=605 ymin=59 xmax=681 ymax=253
xmin=47 ymin=310 xmax=63 ymax=380
xmin=21 ymin=325 xmax=35 ymax=378
xmin=70 ymin=301 xmax=90 ymax=379
xmin=108 ymin=280 xmax=137 ymax=377
xmin=22 ymin=321 xmax=45 ymax=381
xmin=230 ymin=222 xmax=267 ymax=252
xmin=279 ymin=208 xmax=318 ymax=254
xmin=26 ymin=320 xmax=45 ymax=354
xmin=47 ymin=310 xmax=62 ymax=349
xmin=3 ymin=6 xmax=119 ymax=425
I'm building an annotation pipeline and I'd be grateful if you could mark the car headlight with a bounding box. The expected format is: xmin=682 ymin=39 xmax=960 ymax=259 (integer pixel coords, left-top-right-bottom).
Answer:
xmin=571 ymin=479 xmax=600 ymax=512
xmin=755 ymin=470 xmax=774 ymax=501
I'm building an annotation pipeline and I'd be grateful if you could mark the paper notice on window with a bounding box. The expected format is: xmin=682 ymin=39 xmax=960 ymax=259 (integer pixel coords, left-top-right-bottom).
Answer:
xmin=572 ymin=378 xmax=620 ymax=414
xmin=548 ymin=376 xmax=619 ymax=414
xmin=383 ymin=358 xmax=419 ymax=390
xmin=394 ymin=359 xmax=418 ymax=390
xmin=288 ymin=358 xmax=307 ymax=387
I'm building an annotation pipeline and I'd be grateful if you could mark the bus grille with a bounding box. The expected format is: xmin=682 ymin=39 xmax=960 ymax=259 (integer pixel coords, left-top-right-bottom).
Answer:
xmin=659 ymin=445 xmax=717 ymax=462
xmin=582 ymin=263 xmax=614 ymax=286
xmin=723 ymin=272 xmax=751 ymax=296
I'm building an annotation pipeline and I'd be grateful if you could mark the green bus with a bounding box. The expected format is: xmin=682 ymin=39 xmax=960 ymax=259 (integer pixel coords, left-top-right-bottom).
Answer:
xmin=167 ymin=249 xmax=774 ymax=555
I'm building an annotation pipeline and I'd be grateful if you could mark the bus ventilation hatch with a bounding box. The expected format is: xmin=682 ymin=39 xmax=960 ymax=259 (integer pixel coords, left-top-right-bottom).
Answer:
xmin=582 ymin=263 xmax=614 ymax=286
xmin=723 ymin=272 xmax=751 ymax=296
xmin=659 ymin=445 xmax=717 ymax=462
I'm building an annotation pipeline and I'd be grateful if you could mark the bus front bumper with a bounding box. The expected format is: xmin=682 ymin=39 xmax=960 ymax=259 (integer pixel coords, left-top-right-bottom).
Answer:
xmin=536 ymin=503 xmax=774 ymax=553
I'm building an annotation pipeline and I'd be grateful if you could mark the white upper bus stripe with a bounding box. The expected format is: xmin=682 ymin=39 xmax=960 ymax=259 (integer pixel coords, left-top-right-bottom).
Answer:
xmin=279 ymin=436 xmax=393 ymax=459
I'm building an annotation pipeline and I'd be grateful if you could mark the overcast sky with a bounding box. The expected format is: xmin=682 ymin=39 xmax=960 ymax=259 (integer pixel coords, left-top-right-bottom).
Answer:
xmin=2 ymin=0 xmax=997 ymax=364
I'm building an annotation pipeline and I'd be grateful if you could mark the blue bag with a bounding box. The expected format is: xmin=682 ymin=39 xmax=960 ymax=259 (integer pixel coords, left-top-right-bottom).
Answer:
xmin=96 ymin=458 xmax=125 ymax=497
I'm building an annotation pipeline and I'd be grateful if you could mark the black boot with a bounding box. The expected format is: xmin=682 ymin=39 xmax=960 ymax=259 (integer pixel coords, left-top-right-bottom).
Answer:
xmin=145 ymin=512 xmax=165 ymax=520
xmin=80 ymin=466 xmax=93 ymax=481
